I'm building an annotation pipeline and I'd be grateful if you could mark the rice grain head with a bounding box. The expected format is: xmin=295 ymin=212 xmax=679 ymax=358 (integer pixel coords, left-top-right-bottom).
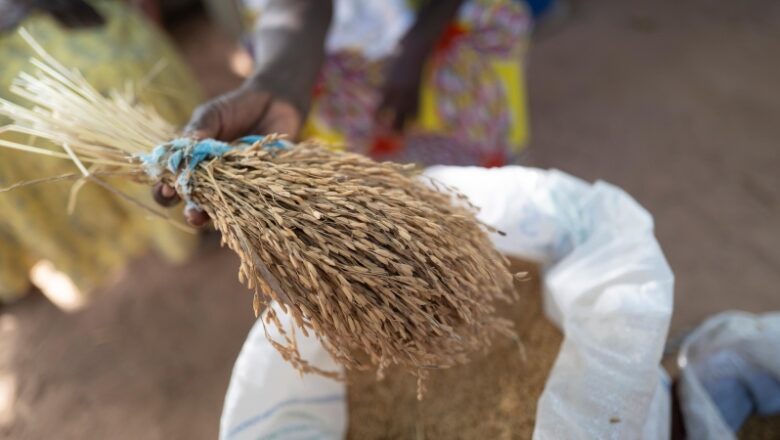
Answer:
xmin=175 ymin=137 xmax=520 ymax=395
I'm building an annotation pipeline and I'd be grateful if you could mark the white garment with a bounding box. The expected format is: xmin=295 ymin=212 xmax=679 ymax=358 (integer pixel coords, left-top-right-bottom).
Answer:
xmin=242 ymin=0 xmax=414 ymax=60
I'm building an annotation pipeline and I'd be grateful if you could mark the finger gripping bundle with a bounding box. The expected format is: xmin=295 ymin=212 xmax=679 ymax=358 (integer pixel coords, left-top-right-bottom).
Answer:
xmin=0 ymin=31 xmax=520 ymax=397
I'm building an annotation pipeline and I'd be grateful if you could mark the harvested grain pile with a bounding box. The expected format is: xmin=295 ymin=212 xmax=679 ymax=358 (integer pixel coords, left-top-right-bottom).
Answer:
xmin=0 ymin=30 xmax=521 ymax=394
xmin=347 ymin=260 xmax=562 ymax=439
xmin=739 ymin=416 xmax=780 ymax=440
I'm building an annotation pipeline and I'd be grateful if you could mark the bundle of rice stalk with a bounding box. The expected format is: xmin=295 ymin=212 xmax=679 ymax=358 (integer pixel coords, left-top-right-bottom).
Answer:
xmin=0 ymin=30 xmax=522 ymax=396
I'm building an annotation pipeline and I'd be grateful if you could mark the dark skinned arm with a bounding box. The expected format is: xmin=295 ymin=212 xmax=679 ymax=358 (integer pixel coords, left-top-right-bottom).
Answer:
xmin=182 ymin=0 xmax=333 ymax=141
xmin=156 ymin=0 xmax=333 ymax=226
xmin=377 ymin=0 xmax=465 ymax=132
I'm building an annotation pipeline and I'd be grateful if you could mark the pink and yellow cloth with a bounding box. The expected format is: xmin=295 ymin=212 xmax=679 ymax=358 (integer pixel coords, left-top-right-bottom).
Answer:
xmin=242 ymin=0 xmax=532 ymax=167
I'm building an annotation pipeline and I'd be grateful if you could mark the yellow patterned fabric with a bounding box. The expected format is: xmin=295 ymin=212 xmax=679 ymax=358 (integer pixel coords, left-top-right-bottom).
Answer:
xmin=0 ymin=1 xmax=202 ymax=303
xmin=302 ymin=0 xmax=531 ymax=167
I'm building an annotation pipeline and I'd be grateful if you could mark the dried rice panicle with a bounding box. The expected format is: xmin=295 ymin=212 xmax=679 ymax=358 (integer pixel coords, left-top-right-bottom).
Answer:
xmin=180 ymin=139 xmax=519 ymax=392
xmin=0 ymin=29 xmax=521 ymax=397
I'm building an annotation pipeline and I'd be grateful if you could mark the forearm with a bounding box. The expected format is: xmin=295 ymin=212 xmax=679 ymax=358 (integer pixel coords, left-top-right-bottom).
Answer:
xmin=247 ymin=0 xmax=333 ymax=118
xmin=399 ymin=0 xmax=465 ymax=56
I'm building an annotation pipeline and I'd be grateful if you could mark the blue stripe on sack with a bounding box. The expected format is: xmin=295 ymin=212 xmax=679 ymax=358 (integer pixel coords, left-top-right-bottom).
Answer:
xmin=227 ymin=393 xmax=345 ymax=439
xmin=258 ymin=423 xmax=315 ymax=440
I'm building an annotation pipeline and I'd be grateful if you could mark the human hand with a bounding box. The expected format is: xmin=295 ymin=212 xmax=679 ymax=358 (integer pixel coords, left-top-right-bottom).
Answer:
xmin=153 ymin=84 xmax=302 ymax=227
xmin=375 ymin=47 xmax=427 ymax=133
xmin=0 ymin=0 xmax=104 ymax=33
xmin=375 ymin=0 xmax=464 ymax=133
xmin=184 ymin=84 xmax=302 ymax=142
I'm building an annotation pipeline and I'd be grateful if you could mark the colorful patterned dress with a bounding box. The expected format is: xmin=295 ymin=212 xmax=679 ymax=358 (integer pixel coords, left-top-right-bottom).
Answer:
xmin=0 ymin=1 xmax=202 ymax=303
xmin=241 ymin=0 xmax=532 ymax=167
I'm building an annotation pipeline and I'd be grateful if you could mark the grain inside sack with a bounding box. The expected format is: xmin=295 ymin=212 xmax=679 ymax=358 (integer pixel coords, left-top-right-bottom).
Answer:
xmin=348 ymin=260 xmax=561 ymax=439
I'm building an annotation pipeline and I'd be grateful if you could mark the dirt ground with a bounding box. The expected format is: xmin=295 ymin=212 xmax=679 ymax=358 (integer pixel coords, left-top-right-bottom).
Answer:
xmin=526 ymin=0 xmax=780 ymax=338
xmin=0 ymin=235 xmax=250 ymax=439
xmin=1 ymin=0 xmax=778 ymax=438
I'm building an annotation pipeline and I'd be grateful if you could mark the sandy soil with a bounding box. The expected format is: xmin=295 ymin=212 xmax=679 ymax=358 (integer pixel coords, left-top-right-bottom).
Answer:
xmin=0 ymin=235 xmax=253 ymax=439
xmin=525 ymin=0 xmax=780 ymax=336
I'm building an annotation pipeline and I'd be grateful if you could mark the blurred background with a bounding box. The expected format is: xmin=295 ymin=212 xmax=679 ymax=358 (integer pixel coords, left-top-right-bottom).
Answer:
xmin=0 ymin=0 xmax=778 ymax=438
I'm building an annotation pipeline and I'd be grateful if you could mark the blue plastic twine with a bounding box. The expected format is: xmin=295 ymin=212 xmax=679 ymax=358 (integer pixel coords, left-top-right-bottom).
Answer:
xmin=137 ymin=135 xmax=290 ymax=210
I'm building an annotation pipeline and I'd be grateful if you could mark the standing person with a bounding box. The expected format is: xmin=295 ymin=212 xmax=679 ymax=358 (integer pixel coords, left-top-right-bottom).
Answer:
xmin=161 ymin=0 xmax=532 ymax=226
